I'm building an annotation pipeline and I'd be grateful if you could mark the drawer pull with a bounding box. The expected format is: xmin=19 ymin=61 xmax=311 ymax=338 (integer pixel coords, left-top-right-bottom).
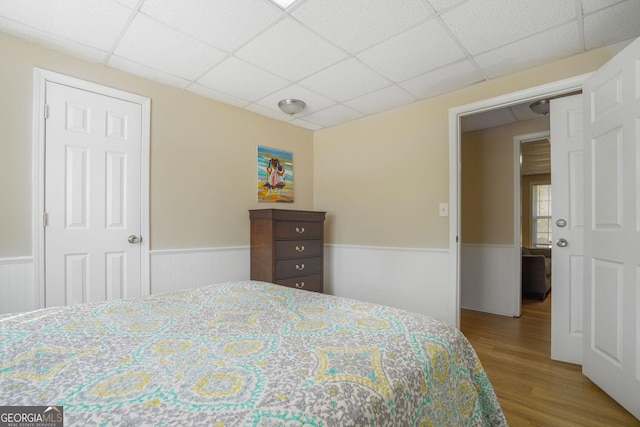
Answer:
xmin=295 ymin=282 xmax=305 ymax=289
xmin=296 ymin=264 xmax=305 ymax=271
xmin=296 ymin=245 xmax=305 ymax=252
xmin=295 ymin=227 xmax=305 ymax=234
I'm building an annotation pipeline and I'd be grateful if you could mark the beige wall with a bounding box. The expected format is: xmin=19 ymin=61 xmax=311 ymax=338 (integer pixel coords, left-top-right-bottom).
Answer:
xmin=314 ymin=41 xmax=627 ymax=248
xmin=313 ymin=105 xmax=449 ymax=247
xmin=0 ymin=32 xmax=314 ymax=257
xmin=461 ymin=118 xmax=550 ymax=245
xmin=1 ymin=31 xmax=630 ymax=257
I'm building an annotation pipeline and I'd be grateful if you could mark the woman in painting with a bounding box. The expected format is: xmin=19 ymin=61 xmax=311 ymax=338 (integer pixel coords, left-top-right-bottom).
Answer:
xmin=266 ymin=158 xmax=286 ymax=191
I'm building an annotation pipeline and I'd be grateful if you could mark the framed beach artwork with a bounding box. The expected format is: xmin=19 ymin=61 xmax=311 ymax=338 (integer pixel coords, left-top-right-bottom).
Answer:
xmin=257 ymin=145 xmax=293 ymax=202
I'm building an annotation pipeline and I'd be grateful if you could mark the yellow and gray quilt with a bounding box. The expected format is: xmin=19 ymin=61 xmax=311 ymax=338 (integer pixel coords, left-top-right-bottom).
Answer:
xmin=0 ymin=281 xmax=507 ymax=426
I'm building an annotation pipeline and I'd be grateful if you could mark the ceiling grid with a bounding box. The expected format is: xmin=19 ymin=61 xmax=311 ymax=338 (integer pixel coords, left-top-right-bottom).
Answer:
xmin=0 ymin=0 xmax=638 ymax=129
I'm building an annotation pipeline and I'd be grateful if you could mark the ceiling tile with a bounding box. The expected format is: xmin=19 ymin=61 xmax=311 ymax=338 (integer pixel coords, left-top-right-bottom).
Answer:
xmin=244 ymin=103 xmax=295 ymax=122
xmin=299 ymin=58 xmax=390 ymax=102
xmin=270 ymin=0 xmax=298 ymax=9
xmin=302 ymin=104 xmax=364 ymax=128
xmin=235 ymin=17 xmax=348 ymax=81
xmin=187 ymin=84 xmax=250 ymax=108
xmin=584 ymin=1 xmax=640 ymax=50
xmin=344 ymin=85 xmax=415 ymax=115
xmin=427 ymin=0 xmax=466 ymax=12
xmin=400 ymin=60 xmax=484 ymax=99
xmin=441 ymin=0 xmax=577 ymax=55
xmin=111 ymin=0 xmax=140 ymax=9
xmin=474 ymin=23 xmax=582 ymax=79
xmin=0 ymin=0 xmax=131 ymax=51
xmin=255 ymin=85 xmax=336 ymax=115
xmin=357 ymin=19 xmax=466 ymax=82
xmin=197 ymin=56 xmax=290 ymax=102
xmin=581 ymin=0 xmax=622 ymax=15
xmin=140 ymin=0 xmax=282 ymax=52
xmin=108 ymin=55 xmax=191 ymax=88
xmin=0 ymin=16 xmax=108 ymax=63
xmin=114 ymin=14 xmax=227 ymax=81
xmin=461 ymin=107 xmax=517 ymax=132
xmin=292 ymin=0 xmax=434 ymax=54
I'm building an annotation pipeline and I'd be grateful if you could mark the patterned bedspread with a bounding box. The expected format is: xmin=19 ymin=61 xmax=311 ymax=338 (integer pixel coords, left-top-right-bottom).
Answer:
xmin=0 ymin=281 xmax=506 ymax=426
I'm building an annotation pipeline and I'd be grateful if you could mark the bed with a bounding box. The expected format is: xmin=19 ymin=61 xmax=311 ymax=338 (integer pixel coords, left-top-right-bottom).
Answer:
xmin=0 ymin=281 xmax=507 ymax=426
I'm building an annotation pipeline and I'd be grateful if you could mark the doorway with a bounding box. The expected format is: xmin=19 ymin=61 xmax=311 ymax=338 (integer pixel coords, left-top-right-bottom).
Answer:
xmin=448 ymin=73 xmax=591 ymax=328
xmin=452 ymin=38 xmax=640 ymax=420
xmin=32 ymin=69 xmax=151 ymax=308
xmin=458 ymin=109 xmax=550 ymax=318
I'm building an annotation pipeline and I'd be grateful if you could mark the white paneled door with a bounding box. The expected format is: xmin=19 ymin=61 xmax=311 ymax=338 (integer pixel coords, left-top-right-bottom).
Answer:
xmin=550 ymin=94 xmax=584 ymax=365
xmin=583 ymin=36 xmax=640 ymax=419
xmin=44 ymin=82 xmax=143 ymax=307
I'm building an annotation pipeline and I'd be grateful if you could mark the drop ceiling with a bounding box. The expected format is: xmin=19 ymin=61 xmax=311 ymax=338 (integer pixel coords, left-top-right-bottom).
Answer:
xmin=461 ymin=100 xmax=550 ymax=132
xmin=0 ymin=0 xmax=639 ymax=130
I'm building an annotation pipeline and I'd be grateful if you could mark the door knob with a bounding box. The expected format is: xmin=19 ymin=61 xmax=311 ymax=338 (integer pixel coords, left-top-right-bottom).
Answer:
xmin=556 ymin=238 xmax=568 ymax=247
xmin=128 ymin=235 xmax=140 ymax=244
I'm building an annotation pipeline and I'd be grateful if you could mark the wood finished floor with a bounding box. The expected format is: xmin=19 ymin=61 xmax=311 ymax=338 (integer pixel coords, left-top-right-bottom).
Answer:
xmin=460 ymin=295 xmax=639 ymax=426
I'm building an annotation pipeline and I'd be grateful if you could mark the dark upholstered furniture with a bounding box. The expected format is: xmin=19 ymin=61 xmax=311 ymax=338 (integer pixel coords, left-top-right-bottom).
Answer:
xmin=521 ymin=247 xmax=551 ymax=300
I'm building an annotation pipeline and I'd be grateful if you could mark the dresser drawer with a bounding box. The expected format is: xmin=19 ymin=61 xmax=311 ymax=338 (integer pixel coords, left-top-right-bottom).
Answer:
xmin=275 ymin=221 xmax=323 ymax=240
xmin=276 ymin=274 xmax=323 ymax=292
xmin=276 ymin=240 xmax=323 ymax=259
xmin=275 ymin=257 xmax=322 ymax=279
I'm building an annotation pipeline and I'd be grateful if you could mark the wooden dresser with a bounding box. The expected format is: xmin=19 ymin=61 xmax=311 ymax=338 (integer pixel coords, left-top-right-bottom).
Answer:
xmin=249 ymin=209 xmax=326 ymax=293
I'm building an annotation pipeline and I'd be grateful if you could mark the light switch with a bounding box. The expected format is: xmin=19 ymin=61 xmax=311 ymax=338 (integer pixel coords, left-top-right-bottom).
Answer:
xmin=439 ymin=203 xmax=448 ymax=217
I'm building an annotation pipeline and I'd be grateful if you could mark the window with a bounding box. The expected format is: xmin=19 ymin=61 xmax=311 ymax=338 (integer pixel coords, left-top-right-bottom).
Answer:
xmin=532 ymin=184 xmax=552 ymax=248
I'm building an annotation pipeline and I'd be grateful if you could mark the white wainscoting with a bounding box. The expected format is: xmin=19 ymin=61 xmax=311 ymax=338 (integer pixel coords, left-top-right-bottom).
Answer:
xmin=149 ymin=246 xmax=250 ymax=294
xmin=2 ymin=246 xmax=457 ymax=323
xmin=324 ymin=244 xmax=454 ymax=325
xmin=460 ymin=243 xmax=520 ymax=317
xmin=0 ymin=257 xmax=38 ymax=314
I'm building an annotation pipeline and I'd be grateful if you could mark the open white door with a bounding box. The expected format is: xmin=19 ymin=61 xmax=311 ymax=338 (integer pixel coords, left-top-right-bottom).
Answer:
xmin=583 ymin=36 xmax=640 ymax=419
xmin=550 ymin=94 xmax=584 ymax=364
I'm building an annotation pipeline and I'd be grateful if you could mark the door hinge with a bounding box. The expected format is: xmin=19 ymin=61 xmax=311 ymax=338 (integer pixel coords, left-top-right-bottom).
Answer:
xmin=43 ymin=212 xmax=48 ymax=227
xmin=456 ymin=235 xmax=459 ymax=243
xmin=44 ymin=104 xmax=50 ymax=119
